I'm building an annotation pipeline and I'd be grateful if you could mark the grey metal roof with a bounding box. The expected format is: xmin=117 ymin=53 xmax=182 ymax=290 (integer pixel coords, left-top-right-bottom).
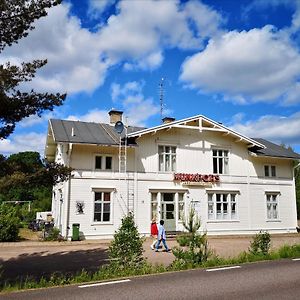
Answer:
xmin=50 ymin=119 xmax=145 ymax=145
xmin=250 ymin=138 xmax=300 ymax=159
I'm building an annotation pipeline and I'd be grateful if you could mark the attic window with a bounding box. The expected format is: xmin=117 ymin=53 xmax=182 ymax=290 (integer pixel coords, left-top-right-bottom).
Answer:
xmin=95 ymin=155 xmax=112 ymax=170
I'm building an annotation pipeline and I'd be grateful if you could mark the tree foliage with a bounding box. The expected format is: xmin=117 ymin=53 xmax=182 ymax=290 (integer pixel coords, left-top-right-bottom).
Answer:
xmin=0 ymin=0 xmax=66 ymax=139
xmin=0 ymin=204 xmax=20 ymax=242
xmin=108 ymin=213 xmax=145 ymax=269
xmin=0 ymin=151 xmax=72 ymax=203
xmin=172 ymin=206 xmax=211 ymax=267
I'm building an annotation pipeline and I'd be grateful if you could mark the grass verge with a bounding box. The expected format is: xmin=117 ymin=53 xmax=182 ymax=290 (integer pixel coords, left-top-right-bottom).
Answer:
xmin=1 ymin=243 xmax=300 ymax=293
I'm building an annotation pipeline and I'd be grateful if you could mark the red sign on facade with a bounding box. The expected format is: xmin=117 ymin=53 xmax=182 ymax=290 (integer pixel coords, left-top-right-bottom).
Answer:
xmin=174 ymin=173 xmax=220 ymax=183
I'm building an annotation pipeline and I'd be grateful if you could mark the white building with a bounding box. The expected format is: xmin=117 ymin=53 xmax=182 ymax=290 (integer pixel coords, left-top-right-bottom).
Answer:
xmin=45 ymin=110 xmax=300 ymax=239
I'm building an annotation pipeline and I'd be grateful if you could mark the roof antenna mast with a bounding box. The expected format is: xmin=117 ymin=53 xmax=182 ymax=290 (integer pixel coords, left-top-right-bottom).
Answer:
xmin=159 ymin=77 xmax=164 ymax=123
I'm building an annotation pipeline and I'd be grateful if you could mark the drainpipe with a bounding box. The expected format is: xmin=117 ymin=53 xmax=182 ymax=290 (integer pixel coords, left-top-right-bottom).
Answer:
xmin=65 ymin=143 xmax=73 ymax=239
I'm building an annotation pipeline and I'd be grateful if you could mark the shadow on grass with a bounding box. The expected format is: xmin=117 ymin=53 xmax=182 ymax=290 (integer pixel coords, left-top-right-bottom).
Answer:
xmin=0 ymin=247 xmax=109 ymax=287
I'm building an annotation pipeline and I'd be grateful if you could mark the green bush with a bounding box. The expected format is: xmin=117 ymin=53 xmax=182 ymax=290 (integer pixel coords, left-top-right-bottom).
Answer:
xmin=108 ymin=213 xmax=145 ymax=269
xmin=0 ymin=205 xmax=20 ymax=241
xmin=43 ymin=227 xmax=62 ymax=241
xmin=249 ymin=231 xmax=271 ymax=255
xmin=172 ymin=206 xmax=211 ymax=267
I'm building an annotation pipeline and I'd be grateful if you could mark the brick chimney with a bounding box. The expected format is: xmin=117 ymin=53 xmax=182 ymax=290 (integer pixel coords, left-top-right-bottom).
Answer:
xmin=108 ymin=109 xmax=123 ymax=124
xmin=162 ymin=117 xmax=175 ymax=124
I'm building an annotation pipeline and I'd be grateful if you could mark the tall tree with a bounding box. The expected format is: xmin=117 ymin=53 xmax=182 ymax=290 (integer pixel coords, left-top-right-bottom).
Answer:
xmin=0 ymin=0 xmax=66 ymax=139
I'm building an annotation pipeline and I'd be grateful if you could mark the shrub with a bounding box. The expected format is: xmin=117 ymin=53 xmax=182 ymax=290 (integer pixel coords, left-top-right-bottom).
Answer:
xmin=0 ymin=205 xmax=20 ymax=242
xmin=172 ymin=206 xmax=211 ymax=267
xmin=108 ymin=213 xmax=145 ymax=269
xmin=43 ymin=227 xmax=62 ymax=241
xmin=249 ymin=231 xmax=271 ymax=255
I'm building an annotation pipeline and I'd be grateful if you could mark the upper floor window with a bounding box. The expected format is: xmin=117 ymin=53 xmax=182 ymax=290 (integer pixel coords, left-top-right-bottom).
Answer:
xmin=208 ymin=192 xmax=237 ymax=220
xmin=94 ymin=191 xmax=111 ymax=222
xmin=266 ymin=193 xmax=279 ymax=220
xmin=213 ymin=149 xmax=229 ymax=174
xmin=159 ymin=146 xmax=176 ymax=172
xmin=264 ymin=165 xmax=276 ymax=177
xmin=95 ymin=155 xmax=112 ymax=170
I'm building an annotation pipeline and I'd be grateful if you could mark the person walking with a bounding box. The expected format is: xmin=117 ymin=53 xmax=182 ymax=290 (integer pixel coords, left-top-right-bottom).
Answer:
xmin=150 ymin=218 xmax=158 ymax=250
xmin=155 ymin=220 xmax=170 ymax=252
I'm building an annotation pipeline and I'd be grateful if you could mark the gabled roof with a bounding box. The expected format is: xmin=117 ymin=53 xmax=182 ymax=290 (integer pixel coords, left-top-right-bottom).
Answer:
xmin=127 ymin=115 xmax=265 ymax=149
xmin=49 ymin=119 xmax=145 ymax=145
xmin=250 ymin=138 xmax=300 ymax=159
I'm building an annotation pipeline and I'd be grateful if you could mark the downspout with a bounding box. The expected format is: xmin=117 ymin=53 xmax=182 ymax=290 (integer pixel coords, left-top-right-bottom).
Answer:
xmin=65 ymin=143 xmax=73 ymax=239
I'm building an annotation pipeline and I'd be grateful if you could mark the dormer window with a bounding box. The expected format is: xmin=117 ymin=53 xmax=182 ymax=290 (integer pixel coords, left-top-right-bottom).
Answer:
xmin=213 ymin=149 xmax=229 ymax=174
xmin=158 ymin=145 xmax=176 ymax=172
xmin=264 ymin=165 xmax=276 ymax=177
xmin=95 ymin=155 xmax=112 ymax=170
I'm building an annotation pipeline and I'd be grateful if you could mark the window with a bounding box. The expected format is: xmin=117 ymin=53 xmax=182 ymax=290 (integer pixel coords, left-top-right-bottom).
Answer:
xmin=158 ymin=146 xmax=176 ymax=172
xmin=266 ymin=193 xmax=279 ymax=220
xmin=151 ymin=193 xmax=158 ymax=221
xmin=264 ymin=165 xmax=276 ymax=177
xmin=178 ymin=193 xmax=185 ymax=221
xmin=207 ymin=192 xmax=238 ymax=220
xmin=213 ymin=149 xmax=229 ymax=174
xmin=95 ymin=155 xmax=112 ymax=170
xmin=94 ymin=191 xmax=111 ymax=222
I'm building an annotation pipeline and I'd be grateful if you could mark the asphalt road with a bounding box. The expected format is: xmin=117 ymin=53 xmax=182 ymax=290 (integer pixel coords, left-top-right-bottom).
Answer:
xmin=1 ymin=259 xmax=300 ymax=300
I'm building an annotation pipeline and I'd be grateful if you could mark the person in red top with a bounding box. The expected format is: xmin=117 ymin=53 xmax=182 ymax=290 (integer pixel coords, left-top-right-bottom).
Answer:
xmin=150 ymin=218 xmax=158 ymax=250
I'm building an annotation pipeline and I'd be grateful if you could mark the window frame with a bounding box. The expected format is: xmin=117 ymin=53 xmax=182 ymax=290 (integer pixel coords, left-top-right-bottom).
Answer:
xmin=212 ymin=149 xmax=229 ymax=175
xmin=158 ymin=145 xmax=177 ymax=172
xmin=207 ymin=191 xmax=238 ymax=221
xmin=264 ymin=165 xmax=276 ymax=178
xmin=265 ymin=192 xmax=280 ymax=221
xmin=94 ymin=155 xmax=113 ymax=171
xmin=92 ymin=190 xmax=113 ymax=224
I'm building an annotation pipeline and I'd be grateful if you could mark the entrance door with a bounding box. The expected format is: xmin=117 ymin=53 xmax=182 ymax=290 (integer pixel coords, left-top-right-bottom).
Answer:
xmin=161 ymin=193 xmax=175 ymax=232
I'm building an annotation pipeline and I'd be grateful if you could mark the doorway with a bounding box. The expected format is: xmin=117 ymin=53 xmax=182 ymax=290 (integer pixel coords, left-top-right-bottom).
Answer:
xmin=160 ymin=193 xmax=176 ymax=232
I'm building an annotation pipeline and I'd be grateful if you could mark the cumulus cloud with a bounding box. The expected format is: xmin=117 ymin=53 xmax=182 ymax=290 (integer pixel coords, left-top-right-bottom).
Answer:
xmin=230 ymin=112 xmax=300 ymax=146
xmin=67 ymin=109 xmax=109 ymax=123
xmin=0 ymin=3 xmax=108 ymax=94
xmin=87 ymin=0 xmax=117 ymax=19
xmin=97 ymin=0 xmax=224 ymax=68
xmin=0 ymin=133 xmax=46 ymax=156
xmin=180 ymin=26 xmax=300 ymax=104
xmin=110 ymin=81 xmax=160 ymax=126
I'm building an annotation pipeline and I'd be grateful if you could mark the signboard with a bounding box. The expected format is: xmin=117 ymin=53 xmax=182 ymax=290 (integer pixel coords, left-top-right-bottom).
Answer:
xmin=174 ymin=173 xmax=220 ymax=183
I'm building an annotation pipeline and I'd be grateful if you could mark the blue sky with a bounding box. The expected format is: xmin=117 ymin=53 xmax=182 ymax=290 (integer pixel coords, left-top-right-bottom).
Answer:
xmin=1 ymin=0 xmax=300 ymax=156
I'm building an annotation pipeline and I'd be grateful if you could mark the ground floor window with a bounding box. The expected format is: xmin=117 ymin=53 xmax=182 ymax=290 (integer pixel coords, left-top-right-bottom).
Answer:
xmin=266 ymin=193 xmax=279 ymax=220
xmin=208 ymin=192 xmax=238 ymax=220
xmin=94 ymin=191 xmax=111 ymax=222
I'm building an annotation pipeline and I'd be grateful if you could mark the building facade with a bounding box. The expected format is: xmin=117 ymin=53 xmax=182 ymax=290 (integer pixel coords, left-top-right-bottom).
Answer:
xmin=45 ymin=110 xmax=300 ymax=239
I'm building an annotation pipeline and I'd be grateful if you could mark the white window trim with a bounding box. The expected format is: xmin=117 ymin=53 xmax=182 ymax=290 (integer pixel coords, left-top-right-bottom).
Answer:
xmin=91 ymin=189 xmax=114 ymax=225
xmin=264 ymin=165 xmax=277 ymax=178
xmin=206 ymin=191 xmax=239 ymax=222
xmin=265 ymin=192 xmax=280 ymax=222
xmin=158 ymin=144 xmax=177 ymax=173
xmin=211 ymin=147 xmax=230 ymax=175
xmin=93 ymin=154 xmax=114 ymax=171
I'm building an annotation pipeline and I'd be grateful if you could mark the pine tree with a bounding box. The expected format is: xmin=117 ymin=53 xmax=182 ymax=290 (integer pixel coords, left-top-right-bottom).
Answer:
xmin=0 ymin=0 xmax=66 ymax=139
xmin=172 ymin=206 xmax=211 ymax=266
xmin=108 ymin=213 xmax=145 ymax=269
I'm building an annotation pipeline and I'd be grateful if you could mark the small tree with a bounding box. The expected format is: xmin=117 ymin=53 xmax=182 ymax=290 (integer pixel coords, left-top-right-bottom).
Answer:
xmin=0 ymin=204 xmax=20 ymax=242
xmin=249 ymin=231 xmax=271 ymax=255
xmin=108 ymin=213 xmax=145 ymax=269
xmin=172 ymin=206 xmax=211 ymax=267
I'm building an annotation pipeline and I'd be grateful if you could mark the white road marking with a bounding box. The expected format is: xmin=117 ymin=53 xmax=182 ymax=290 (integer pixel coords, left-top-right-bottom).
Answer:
xmin=292 ymin=258 xmax=300 ymax=261
xmin=78 ymin=279 xmax=131 ymax=288
xmin=206 ymin=266 xmax=241 ymax=272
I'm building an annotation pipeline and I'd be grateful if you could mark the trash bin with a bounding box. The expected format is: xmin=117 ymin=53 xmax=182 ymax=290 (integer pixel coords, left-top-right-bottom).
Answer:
xmin=72 ymin=223 xmax=80 ymax=241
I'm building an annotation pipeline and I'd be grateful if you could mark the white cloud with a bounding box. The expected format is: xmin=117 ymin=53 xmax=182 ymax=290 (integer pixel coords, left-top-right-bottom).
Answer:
xmin=230 ymin=112 xmax=300 ymax=146
xmin=180 ymin=26 xmax=300 ymax=104
xmin=0 ymin=133 xmax=46 ymax=156
xmin=0 ymin=3 xmax=108 ymax=94
xmin=97 ymin=0 xmax=224 ymax=68
xmin=110 ymin=81 xmax=160 ymax=126
xmin=87 ymin=0 xmax=117 ymax=19
xmin=67 ymin=109 xmax=109 ymax=123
